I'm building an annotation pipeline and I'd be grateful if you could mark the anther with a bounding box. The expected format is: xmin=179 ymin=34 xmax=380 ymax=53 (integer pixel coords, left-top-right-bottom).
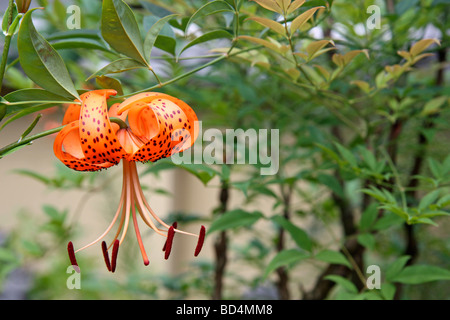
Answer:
xmin=164 ymin=226 xmax=175 ymax=260
xmin=111 ymin=239 xmax=120 ymax=273
xmin=162 ymin=222 xmax=177 ymax=252
xmin=194 ymin=225 xmax=206 ymax=257
xmin=101 ymin=241 xmax=112 ymax=272
xmin=67 ymin=241 xmax=80 ymax=273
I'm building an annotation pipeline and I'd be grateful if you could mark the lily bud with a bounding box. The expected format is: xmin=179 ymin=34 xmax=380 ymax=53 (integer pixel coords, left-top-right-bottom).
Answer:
xmin=15 ymin=0 xmax=32 ymax=13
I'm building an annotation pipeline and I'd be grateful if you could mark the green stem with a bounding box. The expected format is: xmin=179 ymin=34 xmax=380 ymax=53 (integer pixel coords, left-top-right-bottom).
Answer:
xmin=0 ymin=0 xmax=17 ymax=92
xmin=0 ymin=125 xmax=65 ymax=158
xmin=118 ymin=47 xmax=258 ymax=98
xmin=109 ymin=117 xmax=128 ymax=129
xmin=5 ymin=100 xmax=80 ymax=106
xmin=0 ymin=35 xmax=13 ymax=93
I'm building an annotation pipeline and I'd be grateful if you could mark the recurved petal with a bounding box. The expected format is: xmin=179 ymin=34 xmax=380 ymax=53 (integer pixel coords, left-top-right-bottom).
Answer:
xmin=79 ymin=90 xmax=127 ymax=164
xmin=53 ymin=121 xmax=116 ymax=171
xmin=117 ymin=92 xmax=198 ymax=162
xmin=62 ymin=102 xmax=81 ymax=125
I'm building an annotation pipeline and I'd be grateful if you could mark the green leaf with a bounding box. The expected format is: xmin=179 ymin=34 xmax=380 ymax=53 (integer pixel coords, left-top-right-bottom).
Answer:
xmin=359 ymin=203 xmax=378 ymax=231
xmin=391 ymin=265 xmax=450 ymax=284
xmin=290 ymin=6 xmax=323 ymax=34
xmin=2 ymin=2 xmax=18 ymax=34
xmin=50 ymin=39 xmax=109 ymax=52
xmin=179 ymin=30 xmax=232 ymax=57
xmin=0 ymin=103 xmax=56 ymax=131
xmin=421 ymin=96 xmax=447 ymax=116
xmin=357 ymin=233 xmax=375 ymax=250
xmin=324 ymin=275 xmax=358 ymax=293
xmin=264 ymin=249 xmax=309 ymax=279
xmin=96 ymin=76 xmax=124 ymax=95
xmin=208 ymin=209 xmax=263 ymax=234
xmin=334 ymin=142 xmax=357 ymax=167
xmin=143 ymin=14 xmax=178 ymax=62
xmin=409 ymin=38 xmax=440 ymax=57
xmin=18 ymin=9 xmax=80 ymax=99
xmin=418 ymin=189 xmax=441 ymax=211
xmin=86 ymin=58 xmax=147 ymax=81
xmin=315 ymin=249 xmax=352 ymax=269
xmin=246 ymin=17 xmax=286 ymax=36
xmin=385 ymin=255 xmax=411 ymax=281
xmin=101 ymin=0 xmax=147 ymax=65
xmin=185 ymin=0 xmax=234 ymax=32
xmin=271 ymin=215 xmax=312 ymax=252
xmin=380 ymin=283 xmax=396 ymax=300
xmin=3 ymin=88 xmax=70 ymax=115
xmin=317 ymin=173 xmax=344 ymax=198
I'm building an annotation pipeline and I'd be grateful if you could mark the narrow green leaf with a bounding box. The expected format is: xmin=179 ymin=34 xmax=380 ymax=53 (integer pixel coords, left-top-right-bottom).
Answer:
xmin=264 ymin=249 xmax=309 ymax=279
xmin=385 ymin=255 xmax=411 ymax=281
xmin=324 ymin=275 xmax=358 ymax=293
xmin=380 ymin=283 xmax=396 ymax=300
xmin=391 ymin=265 xmax=450 ymax=284
xmin=418 ymin=189 xmax=441 ymax=211
xmin=179 ymin=30 xmax=232 ymax=57
xmin=287 ymin=0 xmax=306 ymax=14
xmin=359 ymin=203 xmax=378 ymax=231
xmin=252 ymin=0 xmax=283 ymax=14
xmin=18 ymin=9 xmax=80 ymax=99
xmin=2 ymin=3 xmax=17 ymax=34
xmin=3 ymin=88 xmax=70 ymax=115
xmin=334 ymin=142 xmax=357 ymax=167
xmin=315 ymin=249 xmax=352 ymax=269
xmin=208 ymin=209 xmax=263 ymax=234
xmin=246 ymin=17 xmax=286 ymax=36
xmin=143 ymin=14 xmax=178 ymax=62
xmin=50 ymin=39 xmax=109 ymax=52
xmin=96 ymin=76 xmax=123 ymax=95
xmin=86 ymin=58 xmax=147 ymax=81
xmin=0 ymin=103 xmax=55 ymax=130
xmin=237 ymin=35 xmax=281 ymax=52
xmin=409 ymin=38 xmax=440 ymax=57
xmin=317 ymin=173 xmax=344 ymax=198
xmin=357 ymin=233 xmax=375 ymax=250
xmin=271 ymin=215 xmax=312 ymax=252
xmin=101 ymin=0 xmax=147 ymax=64
xmin=185 ymin=0 xmax=234 ymax=32
xmin=290 ymin=7 xmax=323 ymax=34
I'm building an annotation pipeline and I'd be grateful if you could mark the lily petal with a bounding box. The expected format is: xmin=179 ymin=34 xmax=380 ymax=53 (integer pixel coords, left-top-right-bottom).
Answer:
xmin=118 ymin=92 xmax=198 ymax=162
xmin=54 ymin=121 xmax=116 ymax=171
xmin=79 ymin=90 xmax=127 ymax=165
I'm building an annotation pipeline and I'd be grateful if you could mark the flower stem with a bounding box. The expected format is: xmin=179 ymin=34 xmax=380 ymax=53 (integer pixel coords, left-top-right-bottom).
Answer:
xmin=0 ymin=124 xmax=65 ymax=158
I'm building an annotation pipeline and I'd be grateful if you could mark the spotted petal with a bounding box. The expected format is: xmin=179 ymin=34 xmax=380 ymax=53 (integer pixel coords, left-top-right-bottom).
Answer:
xmin=53 ymin=121 xmax=117 ymax=171
xmin=78 ymin=89 xmax=127 ymax=165
xmin=117 ymin=92 xmax=198 ymax=162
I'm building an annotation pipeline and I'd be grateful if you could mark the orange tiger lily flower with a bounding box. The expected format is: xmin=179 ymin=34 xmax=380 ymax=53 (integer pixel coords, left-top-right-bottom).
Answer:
xmin=54 ymin=89 xmax=205 ymax=272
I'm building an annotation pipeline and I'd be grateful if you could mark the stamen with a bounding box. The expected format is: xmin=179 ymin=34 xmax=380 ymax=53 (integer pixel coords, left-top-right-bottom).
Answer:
xmin=164 ymin=226 xmax=175 ymax=260
xmin=111 ymin=239 xmax=120 ymax=273
xmin=194 ymin=225 xmax=206 ymax=257
xmin=101 ymin=241 xmax=112 ymax=272
xmin=67 ymin=241 xmax=80 ymax=273
xmin=132 ymin=204 xmax=150 ymax=266
xmin=163 ymin=222 xmax=177 ymax=251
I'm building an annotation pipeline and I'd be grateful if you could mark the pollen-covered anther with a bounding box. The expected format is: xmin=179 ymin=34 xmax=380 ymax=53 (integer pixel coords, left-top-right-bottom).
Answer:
xmin=67 ymin=241 xmax=80 ymax=273
xmin=164 ymin=226 xmax=175 ymax=260
xmin=194 ymin=225 xmax=206 ymax=257
xmin=111 ymin=240 xmax=120 ymax=273
xmin=101 ymin=241 xmax=112 ymax=272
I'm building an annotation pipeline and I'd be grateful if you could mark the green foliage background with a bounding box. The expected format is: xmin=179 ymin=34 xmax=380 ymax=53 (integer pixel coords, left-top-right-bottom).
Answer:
xmin=0 ymin=0 xmax=449 ymax=300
